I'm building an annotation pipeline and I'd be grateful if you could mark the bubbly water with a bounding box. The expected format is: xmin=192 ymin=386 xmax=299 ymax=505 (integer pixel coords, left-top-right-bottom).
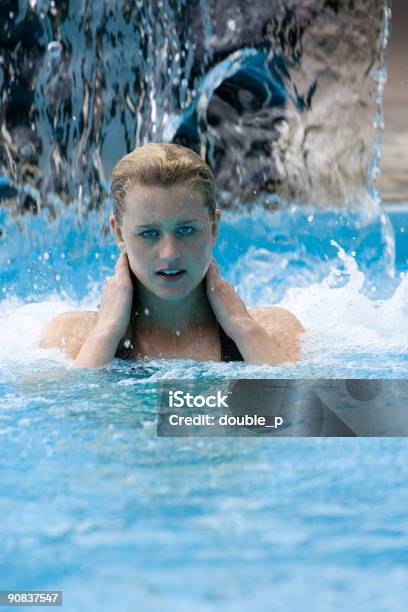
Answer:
xmin=1 ymin=1 xmax=408 ymax=610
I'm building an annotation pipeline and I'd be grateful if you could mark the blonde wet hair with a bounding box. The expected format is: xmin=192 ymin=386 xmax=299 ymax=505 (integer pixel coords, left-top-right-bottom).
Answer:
xmin=111 ymin=143 xmax=216 ymax=225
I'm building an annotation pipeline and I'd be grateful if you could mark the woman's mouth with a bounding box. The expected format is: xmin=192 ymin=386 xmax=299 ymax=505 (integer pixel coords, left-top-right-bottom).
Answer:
xmin=156 ymin=268 xmax=186 ymax=282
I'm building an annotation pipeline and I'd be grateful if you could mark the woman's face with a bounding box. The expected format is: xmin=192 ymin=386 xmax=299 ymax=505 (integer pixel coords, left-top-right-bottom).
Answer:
xmin=111 ymin=183 xmax=220 ymax=301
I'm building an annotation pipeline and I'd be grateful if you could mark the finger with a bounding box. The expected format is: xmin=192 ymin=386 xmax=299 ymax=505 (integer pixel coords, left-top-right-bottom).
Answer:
xmin=206 ymin=265 xmax=215 ymax=281
xmin=211 ymin=257 xmax=220 ymax=272
xmin=115 ymin=251 xmax=128 ymax=269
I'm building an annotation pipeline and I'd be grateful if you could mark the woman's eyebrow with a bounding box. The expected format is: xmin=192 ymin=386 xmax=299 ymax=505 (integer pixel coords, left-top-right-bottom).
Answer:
xmin=134 ymin=219 xmax=201 ymax=229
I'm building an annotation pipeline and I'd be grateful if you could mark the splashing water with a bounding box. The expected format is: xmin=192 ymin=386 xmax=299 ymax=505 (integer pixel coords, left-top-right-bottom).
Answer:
xmin=1 ymin=0 xmax=390 ymax=212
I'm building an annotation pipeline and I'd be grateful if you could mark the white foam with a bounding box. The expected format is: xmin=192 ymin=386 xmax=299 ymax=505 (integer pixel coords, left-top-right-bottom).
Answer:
xmin=281 ymin=269 xmax=408 ymax=359
xmin=0 ymin=297 xmax=93 ymax=367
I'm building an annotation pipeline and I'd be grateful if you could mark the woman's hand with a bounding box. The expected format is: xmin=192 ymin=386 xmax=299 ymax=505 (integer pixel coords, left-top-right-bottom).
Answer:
xmin=96 ymin=251 xmax=134 ymax=342
xmin=205 ymin=257 xmax=252 ymax=338
xmin=205 ymin=257 xmax=303 ymax=365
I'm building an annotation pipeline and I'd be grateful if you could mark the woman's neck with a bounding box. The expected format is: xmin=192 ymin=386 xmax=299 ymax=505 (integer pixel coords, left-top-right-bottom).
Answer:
xmin=132 ymin=280 xmax=217 ymax=334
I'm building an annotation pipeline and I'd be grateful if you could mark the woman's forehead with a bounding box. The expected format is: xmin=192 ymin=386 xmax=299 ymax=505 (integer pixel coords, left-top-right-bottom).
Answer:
xmin=124 ymin=184 xmax=208 ymax=221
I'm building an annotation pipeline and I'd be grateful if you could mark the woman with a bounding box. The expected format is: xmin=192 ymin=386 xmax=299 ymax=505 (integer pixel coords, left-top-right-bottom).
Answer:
xmin=40 ymin=143 xmax=304 ymax=367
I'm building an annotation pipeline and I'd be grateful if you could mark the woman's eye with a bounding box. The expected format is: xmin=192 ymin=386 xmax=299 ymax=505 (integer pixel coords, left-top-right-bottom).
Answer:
xmin=139 ymin=227 xmax=196 ymax=239
xmin=176 ymin=226 xmax=196 ymax=235
xmin=140 ymin=230 xmax=159 ymax=238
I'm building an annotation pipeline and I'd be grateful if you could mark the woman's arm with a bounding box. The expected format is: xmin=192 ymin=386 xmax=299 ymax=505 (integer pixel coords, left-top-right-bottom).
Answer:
xmin=74 ymin=252 xmax=134 ymax=368
xmin=236 ymin=307 xmax=304 ymax=365
xmin=40 ymin=252 xmax=134 ymax=368
xmin=39 ymin=311 xmax=126 ymax=367
xmin=73 ymin=320 xmax=125 ymax=367
xmin=206 ymin=258 xmax=304 ymax=366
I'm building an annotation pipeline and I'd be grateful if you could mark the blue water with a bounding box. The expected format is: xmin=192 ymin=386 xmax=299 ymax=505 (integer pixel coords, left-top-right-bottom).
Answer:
xmin=0 ymin=205 xmax=407 ymax=610
xmin=2 ymin=393 xmax=408 ymax=610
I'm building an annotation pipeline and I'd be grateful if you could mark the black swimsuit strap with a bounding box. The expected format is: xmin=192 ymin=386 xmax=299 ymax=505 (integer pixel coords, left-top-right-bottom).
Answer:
xmin=217 ymin=322 xmax=244 ymax=362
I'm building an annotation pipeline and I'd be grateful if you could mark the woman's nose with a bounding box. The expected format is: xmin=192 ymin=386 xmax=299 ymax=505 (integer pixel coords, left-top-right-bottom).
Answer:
xmin=158 ymin=233 xmax=181 ymax=260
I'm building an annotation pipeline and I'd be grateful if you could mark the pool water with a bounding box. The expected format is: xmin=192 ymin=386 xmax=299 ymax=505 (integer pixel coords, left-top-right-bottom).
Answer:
xmin=0 ymin=204 xmax=407 ymax=610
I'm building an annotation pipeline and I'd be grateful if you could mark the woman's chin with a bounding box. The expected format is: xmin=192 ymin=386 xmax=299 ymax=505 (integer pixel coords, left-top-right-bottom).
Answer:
xmin=156 ymin=286 xmax=191 ymax=301
xmin=141 ymin=275 xmax=204 ymax=301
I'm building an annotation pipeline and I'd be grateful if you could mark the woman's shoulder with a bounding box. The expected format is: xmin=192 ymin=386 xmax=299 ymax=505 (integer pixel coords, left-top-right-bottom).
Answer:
xmin=39 ymin=310 xmax=99 ymax=358
xmin=248 ymin=306 xmax=304 ymax=363
xmin=43 ymin=310 xmax=98 ymax=333
xmin=248 ymin=306 xmax=304 ymax=334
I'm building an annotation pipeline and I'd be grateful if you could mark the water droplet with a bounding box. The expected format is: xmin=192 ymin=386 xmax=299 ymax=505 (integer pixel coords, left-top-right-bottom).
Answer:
xmin=47 ymin=41 xmax=62 ymax=58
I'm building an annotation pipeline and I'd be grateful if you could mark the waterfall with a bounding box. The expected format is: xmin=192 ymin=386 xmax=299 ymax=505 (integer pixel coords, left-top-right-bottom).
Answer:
xmin=0 ymin=0 xmax=390 ymax=214
xmin=0 ymin=0 xmax=396 ymax=302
